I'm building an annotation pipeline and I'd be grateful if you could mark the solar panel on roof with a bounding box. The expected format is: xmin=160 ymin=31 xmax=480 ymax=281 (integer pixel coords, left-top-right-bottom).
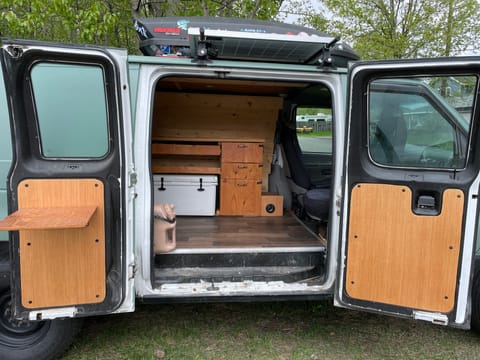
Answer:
xmin=134 ymin=17 xmax=359 ymax=66
xmin=188 ymin=27 xmax=334 ymax=63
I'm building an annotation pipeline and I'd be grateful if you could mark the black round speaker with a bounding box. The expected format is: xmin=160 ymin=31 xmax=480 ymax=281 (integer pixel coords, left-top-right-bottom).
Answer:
xmin=265 ymin=203 xmax=275 ymax=213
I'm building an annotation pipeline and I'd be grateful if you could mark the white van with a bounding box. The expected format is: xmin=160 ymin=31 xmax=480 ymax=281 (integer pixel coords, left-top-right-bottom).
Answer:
xmin=0 ymin=17 xmax=480 ymax=360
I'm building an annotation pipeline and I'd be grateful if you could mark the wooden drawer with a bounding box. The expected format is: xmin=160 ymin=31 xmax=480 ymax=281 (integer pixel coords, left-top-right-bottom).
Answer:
xmin=221 ymin=163 xmax=263 ymax=180
xmin=221 ymin=142 xmax=263 ymax=163
xmin=220 ymin=179 xmax=261 ymax=216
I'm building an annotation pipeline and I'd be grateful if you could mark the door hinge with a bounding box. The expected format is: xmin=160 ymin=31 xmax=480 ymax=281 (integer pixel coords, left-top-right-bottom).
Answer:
xmin=128 ymin=171 xmax=137 ymax=188
xmin=413 ymin=311 xmax=448 ymax=326
xmin=5 ymin=45 xmax=25 ymax=59
xmin=128 ymin=262 xmax=137 ymax=280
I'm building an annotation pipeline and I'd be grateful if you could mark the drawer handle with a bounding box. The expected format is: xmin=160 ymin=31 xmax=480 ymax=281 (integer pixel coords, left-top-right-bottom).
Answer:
xmin=237 ymin=183 xmax=248 ymax=187
xmin=237 ymin=165 xmax=248 ymax=169
xmin=237 ymin=144 xmax=248 ymax=148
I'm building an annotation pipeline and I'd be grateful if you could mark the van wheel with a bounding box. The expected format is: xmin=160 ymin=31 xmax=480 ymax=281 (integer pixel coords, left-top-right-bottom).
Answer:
xmin=471 ymin=259 xmax=480 ymax=332
xmin=0 ymin=290 xmax=82 ymax=360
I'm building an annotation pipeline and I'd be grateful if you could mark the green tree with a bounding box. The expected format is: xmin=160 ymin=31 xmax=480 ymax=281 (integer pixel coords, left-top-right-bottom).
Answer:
xmin=0 ymin=0 xmax=137 ymax=52
xmin=1 ymin=0 xmax=284 ymax=53
xmin=133 ymin=0 xmax=284 ymax=20
xmin=428 ymin=0 xmax=479 ymax=56
xmin=289 ymin=0 xmax=480 ymax=59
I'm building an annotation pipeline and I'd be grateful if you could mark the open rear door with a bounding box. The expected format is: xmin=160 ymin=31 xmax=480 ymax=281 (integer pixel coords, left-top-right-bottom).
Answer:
xmin=337 ymin=58 xmax=480 ymax=328
xmin=0 ymin=40 xmax=134 ymax=320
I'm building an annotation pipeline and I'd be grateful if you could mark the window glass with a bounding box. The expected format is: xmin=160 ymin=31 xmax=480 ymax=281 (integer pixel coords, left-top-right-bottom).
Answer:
xmin=31 ymin=63 xmax=109 ymax=158
xmin=295 ymin=107 xmax=332 ymax=154
xmin=369 ymin=76 xmax=475 ymax=169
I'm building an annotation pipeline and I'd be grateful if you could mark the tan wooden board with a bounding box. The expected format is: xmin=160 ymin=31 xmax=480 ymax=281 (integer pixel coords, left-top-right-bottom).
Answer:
xmin=152 ymin=143 xmax=221 ymax=156
xmin=221 ymin=142 xmax=264 ymax=164
xmin=220 ymin=179 xmax=262 ymax=216
xmin=156 ymin=77 xmax=307 ymax=96
xmin=261 ymin=194 xmax=284 ymax=217
xmin=346 ymin=184 xmax=464 ymax=313
xmin=17 ymin=179 xmax=106 ymax=309
xmin=152 ymin=158 xmax=221 ymax=174
xmin=153 ymin=136 xmax=265 ymax=143
xmin=152 ymin=92 xmax=281 ymax=191
xmin=0 ymin=206 xmax=97 ymax=230
xmin=221 ymin=163 xmax=263 ymax=180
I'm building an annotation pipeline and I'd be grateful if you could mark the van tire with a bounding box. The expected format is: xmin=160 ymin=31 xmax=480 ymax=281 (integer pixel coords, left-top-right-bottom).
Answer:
xmin=0 ymin=290 xmax=82 ymax=360
xmin=471 ymin=258 xmax=480 ymax=332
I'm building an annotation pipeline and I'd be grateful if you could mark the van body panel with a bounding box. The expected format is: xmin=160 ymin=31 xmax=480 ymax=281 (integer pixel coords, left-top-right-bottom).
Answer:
xmin=337 ymin=58 xmax=480 ymax=328
xmin=0 ymin=37 xmax=478 ymax=329
xmin=0 ymin=41 xmax=135 ymax=319
xmin=0 ymin=68 xmax=11 ymax=242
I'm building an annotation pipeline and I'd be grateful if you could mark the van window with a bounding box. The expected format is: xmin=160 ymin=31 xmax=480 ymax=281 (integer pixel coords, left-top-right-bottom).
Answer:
xmin=295 ymin=106 xmax=332 ymax=154
xmin=31 ymin=63 xmax=109 ymax=158
xmin=368 ymin=76 xmax=475 ymax=169
xmin=294 ymin=106 xmax=333 ymax=187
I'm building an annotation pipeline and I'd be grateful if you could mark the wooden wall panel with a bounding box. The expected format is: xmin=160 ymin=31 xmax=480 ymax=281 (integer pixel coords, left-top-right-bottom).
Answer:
xmin=346 ymin=184 xmax=463 ymax=313
xmin=18 ymin=179 xmax=105 ymax=309
xmin=152 ymin=92 xmax=283 ymax=190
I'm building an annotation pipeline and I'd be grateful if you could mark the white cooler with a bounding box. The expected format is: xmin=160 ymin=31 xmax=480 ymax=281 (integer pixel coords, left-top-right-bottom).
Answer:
xmin=153 ymin=174 xmax=218 ymax=216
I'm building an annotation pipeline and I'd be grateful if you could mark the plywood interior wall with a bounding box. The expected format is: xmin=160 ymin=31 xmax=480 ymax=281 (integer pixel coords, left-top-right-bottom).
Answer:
xmin=346 ymin=184 xmax=464 ymax=313
xmin=18 ymin=179 xmax=105 ymax=309
xmin=152 ymin=92 xmax=283 ymax=190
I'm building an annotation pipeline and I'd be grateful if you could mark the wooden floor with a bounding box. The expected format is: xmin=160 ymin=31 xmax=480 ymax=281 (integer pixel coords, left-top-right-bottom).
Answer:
xmin=175 ymin=214 xmax=325 ymax=248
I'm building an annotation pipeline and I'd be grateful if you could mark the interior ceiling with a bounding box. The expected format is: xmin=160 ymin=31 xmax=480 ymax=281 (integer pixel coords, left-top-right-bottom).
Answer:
xmin=155 ymin=77 xmax=309 ymax=96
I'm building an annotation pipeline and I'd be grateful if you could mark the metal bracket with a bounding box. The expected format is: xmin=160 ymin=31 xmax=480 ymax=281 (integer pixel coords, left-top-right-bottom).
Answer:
xmin=128 ymin=262 xmax=136 ymax=280
xmin=413 ymin=310 xmax=448 ymax=326
xmin=29 ymin=307 xmax=77 ymax=321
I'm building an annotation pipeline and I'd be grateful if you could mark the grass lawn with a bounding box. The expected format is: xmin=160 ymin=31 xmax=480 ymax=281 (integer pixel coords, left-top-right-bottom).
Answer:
xmin=64 ymin=300 xmax=480 ymax=359
xmin=297 ymin=131 xmax=332 ymax=137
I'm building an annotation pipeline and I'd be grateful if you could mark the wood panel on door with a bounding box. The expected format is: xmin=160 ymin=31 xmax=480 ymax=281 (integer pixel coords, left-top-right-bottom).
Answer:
xmin=16 ymin=179 xmax=106 ymax=309
xmin=346 ymin=183 xmax=463 ymax=313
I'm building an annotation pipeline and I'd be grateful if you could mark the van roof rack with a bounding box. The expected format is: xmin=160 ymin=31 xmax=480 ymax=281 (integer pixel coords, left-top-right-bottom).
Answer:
xmin=134 ymin=17 xmax=359 ymax=66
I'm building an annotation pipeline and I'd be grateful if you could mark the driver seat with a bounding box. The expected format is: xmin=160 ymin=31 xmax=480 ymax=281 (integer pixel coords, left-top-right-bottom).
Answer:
xmin=372 ymin=107 xmax=407 ymax=165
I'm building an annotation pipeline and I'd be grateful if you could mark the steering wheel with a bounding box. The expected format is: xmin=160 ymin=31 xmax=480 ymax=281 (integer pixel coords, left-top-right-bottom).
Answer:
xmin=419 ymin=145 xmax=454 ymax=168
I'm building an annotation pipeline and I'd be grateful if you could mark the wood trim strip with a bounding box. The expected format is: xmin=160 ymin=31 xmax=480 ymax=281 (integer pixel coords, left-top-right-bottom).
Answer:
xmin=152 ymin=158 xmax=221 ymax=174
xmin=152 ymin=143 xmax=221 ymax=156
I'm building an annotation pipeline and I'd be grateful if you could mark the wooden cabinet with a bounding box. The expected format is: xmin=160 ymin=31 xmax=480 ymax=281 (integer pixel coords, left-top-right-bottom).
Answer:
xmin=221 ymin=142 xmax=264 ymax=163
xmin=221 ymin=163 xmax=263 ymax=180
xmin=220 ymin=142 xmax=263 ymax=216
xmin=151 ymin=142 xmax=221 ymax=175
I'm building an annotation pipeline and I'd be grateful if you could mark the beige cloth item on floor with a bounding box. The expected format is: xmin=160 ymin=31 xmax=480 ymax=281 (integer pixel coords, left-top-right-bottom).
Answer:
xmin=153 ymin=203 xmax=176 ymax=253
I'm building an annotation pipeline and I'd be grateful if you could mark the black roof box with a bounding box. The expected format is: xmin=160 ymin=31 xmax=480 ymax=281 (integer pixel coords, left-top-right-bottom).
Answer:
xmin=134 ymin=17 xmax=359 ymax=66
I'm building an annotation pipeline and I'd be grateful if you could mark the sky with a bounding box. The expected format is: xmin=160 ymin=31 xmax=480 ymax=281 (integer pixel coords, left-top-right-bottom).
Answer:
xmin=277 ymin=0 xmax=321 ymax=24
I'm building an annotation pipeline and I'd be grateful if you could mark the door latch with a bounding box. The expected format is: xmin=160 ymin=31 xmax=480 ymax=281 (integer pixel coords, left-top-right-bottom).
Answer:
xmin=417 ymin=195 xmax=435 ymax=210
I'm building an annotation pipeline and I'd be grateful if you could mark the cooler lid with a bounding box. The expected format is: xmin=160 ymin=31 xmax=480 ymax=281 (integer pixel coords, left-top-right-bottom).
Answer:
xmin=154 ymin=174 xmax=218 ymax=186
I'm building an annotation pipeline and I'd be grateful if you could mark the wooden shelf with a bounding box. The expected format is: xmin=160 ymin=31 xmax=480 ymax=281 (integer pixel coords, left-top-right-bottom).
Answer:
xmin=0 ymin=206 xmax=97 ymax=231
xmin=152 ymin=158 xmax=221 ymax=174
xmin=152 ymin=143 xmax=221 ymax=156
xmin=153 ymin=136 xmax=265 ymax=143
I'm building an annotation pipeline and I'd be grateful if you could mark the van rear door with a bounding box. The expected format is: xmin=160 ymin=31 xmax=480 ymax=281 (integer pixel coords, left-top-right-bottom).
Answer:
xmin=0 ymin=41 xmax=134 ymax=320
xmin=337 ymin=58 xmax=480 ymax=328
